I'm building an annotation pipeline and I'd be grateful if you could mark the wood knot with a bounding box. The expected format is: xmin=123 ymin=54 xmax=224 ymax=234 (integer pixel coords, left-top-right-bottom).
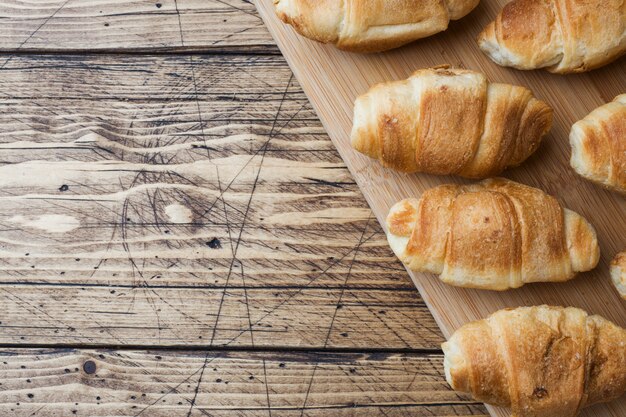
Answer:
xmin=83 ymin=360 xmax=97 ymax=375
xmin=207 ymin=238 xmax=222 ymax=249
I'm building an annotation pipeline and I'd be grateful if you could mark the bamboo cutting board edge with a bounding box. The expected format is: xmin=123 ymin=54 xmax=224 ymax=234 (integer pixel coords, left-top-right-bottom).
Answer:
xmin=254 ymin=1 xmax=626 ymax=416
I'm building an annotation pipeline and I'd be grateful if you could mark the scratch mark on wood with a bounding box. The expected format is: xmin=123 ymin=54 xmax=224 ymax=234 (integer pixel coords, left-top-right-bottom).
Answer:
xmin=323 ymin=216 xmax=372 ymax=348
xmin=0 ymin=0 xmax=72 ymax=69
xmin=173 ymin=0 xmax=185 ymax=47
xmin=262 ymin=358 xmax=272 ymax=417
xmin=185 ymin=352 xmax=210 ymax=417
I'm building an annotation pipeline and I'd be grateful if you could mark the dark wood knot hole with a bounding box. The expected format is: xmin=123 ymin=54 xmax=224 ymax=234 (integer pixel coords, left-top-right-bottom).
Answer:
xmin=83 ymin=360 xmax=97 ymax=375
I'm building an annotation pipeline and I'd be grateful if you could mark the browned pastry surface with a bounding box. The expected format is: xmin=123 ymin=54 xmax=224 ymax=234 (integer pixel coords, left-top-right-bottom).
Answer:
xmin=612 ymin=251 xmax=626 ymax=299
xmin=274 ymin=0 xmax=479 ymax=52
xmin=570 ymin=94 xmax=626 ymax=193
xmin=478 ymin=0 xmax=626 ymax=73
xmin=386 ymin=178 xmax=599 ymax=290
xmin=351 ymin=67 xmax=553 ymax=178
xmin=443 ymin=306 xmax=626 ymax=417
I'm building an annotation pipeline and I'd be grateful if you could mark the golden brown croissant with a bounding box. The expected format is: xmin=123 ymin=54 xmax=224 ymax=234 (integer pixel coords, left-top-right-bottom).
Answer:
xmin=351 ymin=67 xmax=553 ymax=178
xmin=443 ymin=305 xmax=626 ymax=417
xmin=612 ymin=251 xmax=626 ymax=299
xmin=478 ymin=0 xmax=626 ymax=73
xmin=273 ymin=0 xmax=480 ymax=53
xmin=387 ymin=178 xmax=600 ymax=290
xmin=570 ymin=95 xmax=626 ymax=193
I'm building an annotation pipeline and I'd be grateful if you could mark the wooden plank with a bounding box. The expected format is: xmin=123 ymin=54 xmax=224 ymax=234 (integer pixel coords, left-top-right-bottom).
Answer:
xmin=0 ymin=349 xmax=487 ymax=416
xmin=0 ymin=54 xmax=294 ymax=100
xmin=254 ymin=1 xmax=626 ymax=416
xmin=0 ymin=285 xmax=442 ymax=348
xmin=0 ymin=0 xmax=276 ymax=53
xmin=0 ymin=54 xmax=408 ymax=290
xmin=0 ymin=53 xmax=443 ymax=348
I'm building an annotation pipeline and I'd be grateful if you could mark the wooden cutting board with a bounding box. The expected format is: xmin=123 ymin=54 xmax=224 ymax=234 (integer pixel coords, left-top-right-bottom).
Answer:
xmin=254 ymin=1 xmax=626 ymax=415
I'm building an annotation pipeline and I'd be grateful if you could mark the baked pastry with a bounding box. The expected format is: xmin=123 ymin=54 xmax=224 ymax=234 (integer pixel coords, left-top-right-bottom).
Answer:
xmin=386 ymin=178 xmax=599 ymax=290
xmin=351 ymin=67 xmax=553 ymax=178
xmin=612 ymin=251 xmax=626 ymax=299
xmin=570 ymin=94 xmax=626 ymax=193
xmin=443 ymin=305 xmax=626 ymax=417
xmin=478 ymin=0 xmax=626 ymax=73
xmin=274 ymin=0 xmax=480 ymax=53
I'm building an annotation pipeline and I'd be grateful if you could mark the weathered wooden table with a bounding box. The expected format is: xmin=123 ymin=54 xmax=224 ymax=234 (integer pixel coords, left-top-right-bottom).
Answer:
xmin=0 ymin=1 xmax=487 ymax=415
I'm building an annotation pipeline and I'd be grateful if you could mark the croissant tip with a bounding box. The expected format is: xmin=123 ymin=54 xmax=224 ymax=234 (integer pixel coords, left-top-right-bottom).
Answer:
xmin=274 ymin=0 xmax=290 ymax=24
xmin=569 ymin=124 xmax=594 ymax=182
xmin=442 ymin=336 xmax=469 ymax=393
xmin=386 ymin=200 xmax=416 ymax=238
xmin=611 ymin=252 xmax=626 ymax=300
xmin=349 ymin=130 xmax=366 ymax=154
xmin=476 ymin=22 xmax=494 ymax=47
xmin=351 ymin=95 xmax=380 ymax=160
xmin=569 ymin=97 xmax=626 ymax=192
xmin=476 ymin=23 xmax=525 ymax=70
xmin=441 ymin=341 xmax=454 ymax=385
xmin=385 ymin=199 xmax=421 ymax=262
xmin=564 ymin=209 xmax=600 ymax=273
xmin=350 ymin=129 xmax=380 ymax=162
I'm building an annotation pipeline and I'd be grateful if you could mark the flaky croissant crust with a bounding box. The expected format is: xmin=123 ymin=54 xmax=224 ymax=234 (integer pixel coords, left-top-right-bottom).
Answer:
xmin=478 ymin=0 xmax=626 ymax=73
xmin=570 ymin=94 xmax=626 ymax=194
xmin=443 ymin=306 xmax=626 ymax=417
xmin=386 ymin=178 xmax=599 ymax=290
xmin=612 ymin=251 xmax=626 ymax=299
xmin=351 ymin=67 xmax=553 ymax=179
xmin=274 ymin=0 xmax=480 ymax=53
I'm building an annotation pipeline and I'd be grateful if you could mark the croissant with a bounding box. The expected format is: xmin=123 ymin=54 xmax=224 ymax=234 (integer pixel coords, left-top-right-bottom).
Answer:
xmin=386 ymin=178 xmax=600 ymax=290
xmin=570 ymin=95 xmax=626 ymax=193
xmin=351 ymin=67 xmax=553 ymax=178
xmin=478 ymin=0 xmax=626 ymax=73
xmin=443 ymin=306 xmax=626 ymax=417
xmin=273 ymin=0 xmax=480 ymax=53
xmin=612 ymin=251 xmax=626 ymax=299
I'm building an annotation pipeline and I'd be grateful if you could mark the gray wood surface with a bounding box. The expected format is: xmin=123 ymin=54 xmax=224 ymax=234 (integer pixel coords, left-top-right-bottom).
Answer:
xmin=0 ymin=349 xmax=486 ymax=416
xmin=0 ymin=0 xmax=276 ymax=52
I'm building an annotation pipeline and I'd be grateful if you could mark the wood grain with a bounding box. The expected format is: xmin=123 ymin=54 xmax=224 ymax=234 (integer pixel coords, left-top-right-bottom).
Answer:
xmin=254 ymin=1 xmax=626 ymax=416
xmin=0 ymin=0 xmax=276 ymax=53
xmin=0 ymin=55 xmax=411 ymax=288
xmin=0 ymin=54 xmax=443 ymax=348
xmin=0 ymin=285 xmax=442 ymax=348
xmin=0 ymin=349 xmax=487 ymax=416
